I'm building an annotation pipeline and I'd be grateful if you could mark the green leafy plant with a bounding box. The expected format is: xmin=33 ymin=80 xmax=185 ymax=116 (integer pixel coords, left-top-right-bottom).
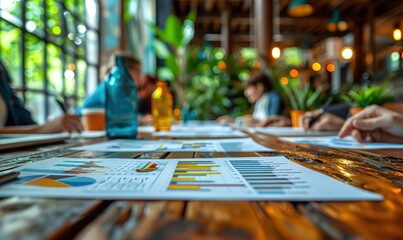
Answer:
xmin=341 ymin=82 xmax=394 ymax=107
xmin=149 ymin=12 xmax=196 ymax=106
xmin=184 ymin=46 xmax=254 ymax=120
xmin=280 ymin=79 xmax=322 ymax=111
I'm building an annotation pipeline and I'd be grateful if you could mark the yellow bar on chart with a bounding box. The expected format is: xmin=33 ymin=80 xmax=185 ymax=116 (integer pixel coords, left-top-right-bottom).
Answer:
xmin=176 ymin=164 xmax=221 ymax=168
xmin=168 ymin=185 xmax=200 ymax=190
xmin=176 ymin=167 xmax=213 ymax=170
xmin=171 ymin=177 xmax=196 ymax=181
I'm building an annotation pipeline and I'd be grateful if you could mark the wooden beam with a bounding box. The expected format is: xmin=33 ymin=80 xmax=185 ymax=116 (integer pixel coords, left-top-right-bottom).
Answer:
xmin=368 ymin=0 xmax=376 ymax=74
xmin=204 ymin=33 xmax=252 ymax=42
xmin=353 ymin=20 xmax=365 ymax=83
xmin=242 ymin=0 xmax=252 ymax=11
xmin=221 ymin=1 xmax=233 ymax=55
xmin=255 ymin=0 xmax=273 ymax=64
xmin=205 ymin=0 xmax=214 ymax=11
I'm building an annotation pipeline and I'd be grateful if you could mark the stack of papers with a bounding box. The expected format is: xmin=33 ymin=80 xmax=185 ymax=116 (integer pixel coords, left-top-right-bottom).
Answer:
xmin=138 ymin=125 xmax=247 ymax=138
xmin=71 ymin=138 xmax=274 ymax=152
xmin=0 ymin=157 xmax=382 ymax=201
xmin=255 ymin=127 xmax=338 ymax=137
xmin=281 ymin=136 xmax=403 ymax=149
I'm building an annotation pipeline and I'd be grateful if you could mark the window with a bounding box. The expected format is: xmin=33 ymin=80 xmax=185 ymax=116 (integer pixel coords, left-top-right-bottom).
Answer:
xmin=0 ymin=0 xmax=100 ymax=123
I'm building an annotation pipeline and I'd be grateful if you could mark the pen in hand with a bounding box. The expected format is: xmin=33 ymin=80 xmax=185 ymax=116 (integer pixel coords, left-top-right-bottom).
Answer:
xmin=307 ymin=97 xmax=334 ymax=129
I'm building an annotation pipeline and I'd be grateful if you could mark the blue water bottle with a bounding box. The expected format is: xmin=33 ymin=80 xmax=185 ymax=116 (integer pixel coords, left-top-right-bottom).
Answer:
xmin=105 ymin=56 xmax=138 ymax=139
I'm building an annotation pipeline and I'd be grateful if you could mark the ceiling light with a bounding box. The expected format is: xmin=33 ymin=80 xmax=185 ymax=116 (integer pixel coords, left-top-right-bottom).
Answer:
xmin=288 ymin=0 xmax=314 ymax=17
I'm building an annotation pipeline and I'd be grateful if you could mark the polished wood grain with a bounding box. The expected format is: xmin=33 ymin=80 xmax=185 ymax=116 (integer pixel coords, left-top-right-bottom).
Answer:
xmin=0 ymin=131 xmax=401 ymax=240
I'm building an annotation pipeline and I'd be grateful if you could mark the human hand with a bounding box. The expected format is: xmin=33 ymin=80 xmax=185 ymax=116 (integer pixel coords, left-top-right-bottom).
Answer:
xmin=35 ymin=114 xmax=83 ymax=133
xmin=216 ymin=115 xmax=234 ymax=124
xmin=302 ymin=111 xmax=345 ymax=131
xmin=241 ymin=115 xmax=257 ymax=127
xmin=338 ymin=105 xmax=403 ymax=143
xmin=256 ymin=115 xmax=291 ymax=127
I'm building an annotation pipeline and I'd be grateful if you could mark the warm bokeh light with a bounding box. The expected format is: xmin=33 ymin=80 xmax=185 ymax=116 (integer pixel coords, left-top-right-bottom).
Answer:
xmin=393 ymin=28 xmax=402 ymax=41
xmin=173 ymin=108 xmax=181 ymax=122
xmin=328 ymin=23 xmax=337 ymax=32
xmin=280 ymin=77 xmax=289 ymax=85
xmin=288 ymin=1 xmax=314 ymax=17
xmin=289 ymin=69 xmax=299 ymax=78
xmin=68 ymin=63 xmax=76 ymax=71
xmin=312 ymin=62 xmax=321 ymax=71
xmin=272 ymin=47 xmax=281 ymax=59
xmin=401 ymin=52 xmax=403 ymax=59
xmin=326 ymin=64 xmax=336 ymax=72
xmin=337 ymin=21 xmax=348 ymax=31
xmin=253 ymin=60 xmax=261 ymax=69
xmin=218 ymin=61 xmax=226 ymax=70
xmin=341 ymin=47 xmax=353 ymax=60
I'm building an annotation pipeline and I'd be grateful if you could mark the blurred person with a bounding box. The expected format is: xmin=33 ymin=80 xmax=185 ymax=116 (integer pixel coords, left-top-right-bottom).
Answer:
xmin=217 ymin=72 xmax=282 ymax=127
xmin=77 ymin=52 xmax=151 ymax=125
xmin=0 ymin=61 xmax=82 ymax=133
xmin=339 ymin=105 xmax=403 ymax=143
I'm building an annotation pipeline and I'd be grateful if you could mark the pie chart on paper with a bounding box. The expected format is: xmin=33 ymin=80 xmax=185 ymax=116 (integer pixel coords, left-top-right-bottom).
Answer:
xmin=18 ymin=175 xmax=96 ymax=188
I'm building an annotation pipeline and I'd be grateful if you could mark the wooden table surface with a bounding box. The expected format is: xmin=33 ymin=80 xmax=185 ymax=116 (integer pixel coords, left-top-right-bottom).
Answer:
xmin=0 ymin=131 xmax=402 ymax=240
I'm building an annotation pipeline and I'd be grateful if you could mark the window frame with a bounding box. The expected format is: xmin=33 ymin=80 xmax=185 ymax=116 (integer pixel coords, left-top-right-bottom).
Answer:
xmin=0 ymin=0 xmax=101 ymax=122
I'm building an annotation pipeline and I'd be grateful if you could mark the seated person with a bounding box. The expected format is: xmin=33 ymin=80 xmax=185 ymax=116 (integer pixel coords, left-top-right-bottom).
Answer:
xmin=217 ymin=72 xmax=282 ymax=127
xmin=339 ymin=105 xmax=403 ymax=143
xmin=0 ymin=61 xmax=82 ymax=133
xmin=78 ymin=52 xmax=151 ymax=125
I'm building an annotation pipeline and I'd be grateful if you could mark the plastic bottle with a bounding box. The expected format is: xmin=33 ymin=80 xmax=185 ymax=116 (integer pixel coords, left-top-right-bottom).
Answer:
xmin=105 ymin=56 xmax=138 ymax=139
xmin=152 ymin=81 xmax=173 ymax=131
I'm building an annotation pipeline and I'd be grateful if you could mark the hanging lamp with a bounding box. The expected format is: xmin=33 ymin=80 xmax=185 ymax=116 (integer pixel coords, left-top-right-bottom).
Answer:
xmin=288 ymin=0 xmax=314 ymax=17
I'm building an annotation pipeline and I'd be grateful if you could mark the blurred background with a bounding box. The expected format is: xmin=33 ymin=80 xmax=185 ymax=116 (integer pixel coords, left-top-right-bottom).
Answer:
xmin=0 ymin=0 xmax=402 ymax=123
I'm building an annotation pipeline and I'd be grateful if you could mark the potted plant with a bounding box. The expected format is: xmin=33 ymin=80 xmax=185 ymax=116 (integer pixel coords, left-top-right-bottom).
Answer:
xmin=280 ymin=79 xmax=322 ymax=127
xmin=341 ymin=82 xmax=394 ymax=115
xmin=149 ymin=12 xmax=196 ymax=113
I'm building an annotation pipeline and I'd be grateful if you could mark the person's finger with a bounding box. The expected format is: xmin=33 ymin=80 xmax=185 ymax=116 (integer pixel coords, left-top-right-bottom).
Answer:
xmin=338 ymin=117 xmax=355 ymax=138
xmin=352 ymin=116 xmax=389 ymax=131
xmin=302 ymin=112 xmax=313 ymax=130
xmin=351 ymin=129 xmax=364 ymax=142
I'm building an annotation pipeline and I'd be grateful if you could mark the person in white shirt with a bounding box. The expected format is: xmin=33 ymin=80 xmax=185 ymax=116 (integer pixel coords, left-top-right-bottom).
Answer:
xmin=217 ymin=72 xmax=282 ymax=127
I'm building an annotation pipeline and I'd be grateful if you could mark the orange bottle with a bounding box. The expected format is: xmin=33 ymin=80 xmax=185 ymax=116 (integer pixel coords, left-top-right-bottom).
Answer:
xmin=152 ymin=81 xmax=173 ymax=131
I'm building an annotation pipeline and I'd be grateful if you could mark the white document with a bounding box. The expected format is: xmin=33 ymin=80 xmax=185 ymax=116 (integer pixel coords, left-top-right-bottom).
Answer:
xmin=255 ymin=127 xmax=338 ymax=137
xmin=0 ymin=157 xmax=382 ymax=201
xmin=152 ymin=129 xmax=246 ymax=138
xmin=71 ymin=131 xmax=106 ymax=139
xmin=70 ymin=138 xmax=274 ymax=152
xmin=281 ymin=136 xmax=403 ymax=149
xmin=138 ymin=124 xmax=246 ymax=138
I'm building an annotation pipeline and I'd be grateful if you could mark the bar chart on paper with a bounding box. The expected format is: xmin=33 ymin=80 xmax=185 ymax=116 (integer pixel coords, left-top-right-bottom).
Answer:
xmin=0 ymin=157 xmax=382 ymax=201
xmin=230 ymin=160 xmax=305 ymax=195
xmin=167 ymin=160 xmax=248 ymax=192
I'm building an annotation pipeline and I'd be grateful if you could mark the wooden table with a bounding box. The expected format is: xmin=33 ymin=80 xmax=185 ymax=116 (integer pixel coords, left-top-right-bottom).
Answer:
xmin=0 ymin=132 xmax=402 ymax=240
